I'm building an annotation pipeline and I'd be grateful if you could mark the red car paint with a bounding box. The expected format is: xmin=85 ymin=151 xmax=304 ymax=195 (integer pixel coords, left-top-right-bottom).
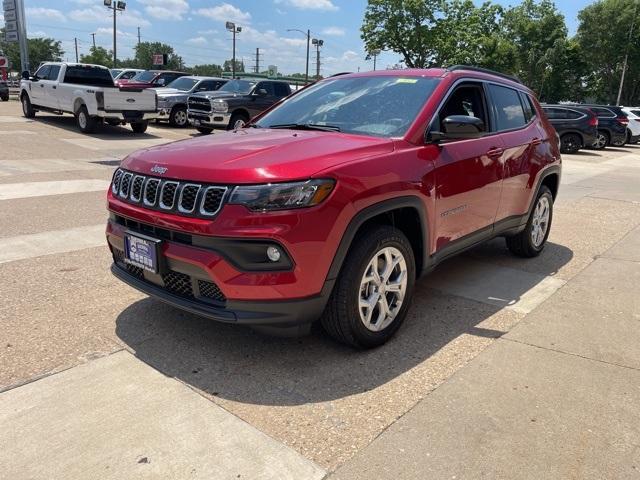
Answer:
xmin=106 ymin=67 xmax=561 ymax=329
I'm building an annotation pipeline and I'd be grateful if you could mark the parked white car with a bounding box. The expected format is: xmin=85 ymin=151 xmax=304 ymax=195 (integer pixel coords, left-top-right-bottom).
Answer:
xmin=622 ymin=107 xmax=640 ymax=144
xmin=111 ymin=68 xmax=145 ymax=81
xmin=20 ymin=62 xmax=158 ymax=134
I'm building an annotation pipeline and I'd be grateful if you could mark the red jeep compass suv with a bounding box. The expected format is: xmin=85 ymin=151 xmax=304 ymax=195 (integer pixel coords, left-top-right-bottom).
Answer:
xmin=107 ymin=66 xmax=561 ymax=348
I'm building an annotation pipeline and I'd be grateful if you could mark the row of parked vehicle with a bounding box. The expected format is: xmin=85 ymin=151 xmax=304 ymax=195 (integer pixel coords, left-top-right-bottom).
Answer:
xmin=542 ymin=103 xmax=639 ymax=154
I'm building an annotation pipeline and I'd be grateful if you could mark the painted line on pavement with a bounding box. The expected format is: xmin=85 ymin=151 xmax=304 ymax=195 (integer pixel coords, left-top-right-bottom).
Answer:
xmin=0 ymin=224 xmax=106 ymax=264
xmin=0 ymin=158 xmax=117 ymax=176
xmin=0 ymin=179 xmax=110 ymax=200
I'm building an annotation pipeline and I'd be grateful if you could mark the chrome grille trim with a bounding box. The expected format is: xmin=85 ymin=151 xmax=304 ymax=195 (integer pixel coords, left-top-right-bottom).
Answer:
xmin=200 ymin=186 xmax=228 ymax=216
xmin=130 ymin=175 xmax=145 ymax=202
xmin=177 ymin=183 xmax=202 ymax=213
xmin=111 ymin=169 xmax=123 ymax=194
xmin=119 ymin=172 xmax=133 ymax=198
xmin=143 ymin=178 xmax=161 ymax=206
xmin=159 ymin=181 xmax=179 ymax=210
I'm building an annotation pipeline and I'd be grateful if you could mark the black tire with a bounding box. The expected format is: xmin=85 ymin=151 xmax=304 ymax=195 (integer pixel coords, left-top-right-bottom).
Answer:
xmin=169 ymin=105 xmax=188 ymax=127
xmin=320 ymin=225 xmax=416 ymax=349
xmin=592 ymin=130 xmax=609 ymax=150
xmin=610 ymin=134 xmax=626 ymax=147
xmin=131 ymin=121 xmax=148 ymax=134
xmin=1 ymin=95 xmax=8 ymax=102
xmin=560 ymin=133 xmax=582 ymax=154
xmin=227 ymin=111 xmax=249 ymax=130
xmin=197 ymin=126 xmax=213 ymax=135
xmin=506 ymin=186 xmax=554 ymax=258
xmin=21 ymin=93 xmax=35 ymax=118
xmin=75 ymin=105 xmax=97 ymax=133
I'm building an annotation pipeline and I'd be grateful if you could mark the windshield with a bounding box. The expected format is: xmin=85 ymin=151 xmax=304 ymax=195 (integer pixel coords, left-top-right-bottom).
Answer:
xmin=219 ymin=79 xmax=256 ymax=94
xmin=132 ymin=71 xmax=156 ymax=82
xmin=110 ymin=69 xmax=122 ymax=78
xmin=256 ymin=76 xmax=441 ymax=137
xmin=166 ymin=77 xmax=198 ymax=91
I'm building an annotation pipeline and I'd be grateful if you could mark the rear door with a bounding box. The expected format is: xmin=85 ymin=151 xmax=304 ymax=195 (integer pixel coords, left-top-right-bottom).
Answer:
xmin=431 ymin=81 xmax=504 ymax=250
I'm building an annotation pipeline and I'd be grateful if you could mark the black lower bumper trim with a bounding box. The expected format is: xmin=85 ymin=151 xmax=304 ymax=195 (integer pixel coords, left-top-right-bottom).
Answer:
xmin=111 ymin=263 xmax=329 ymax=327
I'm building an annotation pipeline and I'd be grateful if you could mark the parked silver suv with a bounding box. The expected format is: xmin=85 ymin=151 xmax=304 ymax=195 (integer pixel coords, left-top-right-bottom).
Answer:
xmin=155 ymin=76 xmax=227 ymax=127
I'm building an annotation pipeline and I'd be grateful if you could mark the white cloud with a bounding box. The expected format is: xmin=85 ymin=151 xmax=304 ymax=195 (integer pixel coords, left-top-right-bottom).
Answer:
xmin=197 ymin=29 xmax=219 ymax=35
xmin=138 ymin=0 xmax=189 ymax=21
xmin=274 ymin=0 xmax=338 ymax=11
xmin=95 ymin=27 xmax=135 ymax=38
xmin=68 ymin=6 xmax=151 ymax=27
xmin=25 ymin=7 xmax=67 ymax=22
xmin=29 ymin=31 xmax=48 ymax=38
xmin=186 ymin=36 xmax=208 ymax=45
xmin=322 ymin=26 xmax=345 ymax=36
xmin=195 ymin=3 xmax=251 ymax=24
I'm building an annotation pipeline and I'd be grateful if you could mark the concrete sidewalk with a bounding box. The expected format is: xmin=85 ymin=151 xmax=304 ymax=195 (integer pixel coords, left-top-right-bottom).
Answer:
xmin=332 ymin=227 xmax=640 ymax=479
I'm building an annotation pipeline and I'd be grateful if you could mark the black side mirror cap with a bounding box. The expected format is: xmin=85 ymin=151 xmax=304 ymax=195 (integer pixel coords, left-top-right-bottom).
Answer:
xmin=22 ymin=71 xmax=30 ymax=80
xmin=441 ymin=115 xmax=485 ymax=140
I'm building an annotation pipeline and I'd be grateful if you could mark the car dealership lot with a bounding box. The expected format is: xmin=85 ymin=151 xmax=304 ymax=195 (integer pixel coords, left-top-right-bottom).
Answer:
xmin=1 ymin=100 xmax=639 ymax=478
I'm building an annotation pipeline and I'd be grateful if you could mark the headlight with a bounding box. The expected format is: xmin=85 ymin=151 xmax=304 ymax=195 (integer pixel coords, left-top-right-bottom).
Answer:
xmin=229 ymin=179 xmax=335 ymax=211
xmin=212 ymin=99 xmax=228 ymax=113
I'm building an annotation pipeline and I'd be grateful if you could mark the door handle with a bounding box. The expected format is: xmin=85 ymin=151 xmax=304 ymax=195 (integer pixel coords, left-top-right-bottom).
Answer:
xmin=531 ymin=137 xmax=542 ymax=146
xmin=486 ymin=147 xmax=504 ymax=158
xmin=52 ymin=86 xmax=56 ymax=89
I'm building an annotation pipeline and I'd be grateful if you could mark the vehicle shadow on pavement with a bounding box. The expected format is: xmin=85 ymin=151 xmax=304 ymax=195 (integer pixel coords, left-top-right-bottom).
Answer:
xmin=115 ymin=241 xmax=572 ymax=406
xmin=34 ymin=114 xmax=162 ymax=139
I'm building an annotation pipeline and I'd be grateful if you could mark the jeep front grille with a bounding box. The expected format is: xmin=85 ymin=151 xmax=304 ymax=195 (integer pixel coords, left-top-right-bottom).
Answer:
xmin=111 ymin=168 xmax=228 ymax=219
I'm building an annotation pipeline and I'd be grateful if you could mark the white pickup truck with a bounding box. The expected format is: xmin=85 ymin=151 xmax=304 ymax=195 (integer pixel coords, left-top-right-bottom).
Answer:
xmin=20 ymin=62 xmax=158 ymax=134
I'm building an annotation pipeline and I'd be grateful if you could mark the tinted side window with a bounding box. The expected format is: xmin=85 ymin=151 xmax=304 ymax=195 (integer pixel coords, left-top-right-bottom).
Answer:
xmin=256 ymin=82 xmax=275 ymax=96
xmin=198 ymin=80 xmax=223 ymax=91
xmin=63 ymin=66 xmax=114 ymax=86
xmin=565 ymin=110 xmax=584 ymax=120
xmin=519 ymin=92 xmax=535 ymax=122
xmin=631 ymin=110 xmax=640 ymax=117
xmin=46 ymin=65 xmax=61 ymax=81
xmin=35 ymin=65 xmax=51 ymax=79
xmin=488 ymin=84 xmax=526 ymax=131
xmin=274 ymin=82 xmax=290 ymax=97
xmin=437 ymin=82 xmax=488 ymax=133
xmin=122 ymin=71 xmax=138 ymax=80
xmin=591 ymin=107 xmax=615 ymax=118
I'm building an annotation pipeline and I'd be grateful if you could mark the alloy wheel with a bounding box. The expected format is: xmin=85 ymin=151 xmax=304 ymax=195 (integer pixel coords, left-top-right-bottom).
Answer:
xmin=531 ymin=196 xmax=550 ymax=247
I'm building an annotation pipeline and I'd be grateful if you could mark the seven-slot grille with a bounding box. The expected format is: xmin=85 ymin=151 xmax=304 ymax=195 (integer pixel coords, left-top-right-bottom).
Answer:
xmin=188 ymin=96 xmax=212 ymax=112
xmin=111 ymin=168 xmax=227 ymax=218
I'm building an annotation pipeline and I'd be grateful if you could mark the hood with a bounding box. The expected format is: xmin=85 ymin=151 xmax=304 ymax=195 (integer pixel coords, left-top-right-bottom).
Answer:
xmin=154 ymin=88 xmax=181 ymax=95
xmin=121 ymin=128 xmax=395 ymax=184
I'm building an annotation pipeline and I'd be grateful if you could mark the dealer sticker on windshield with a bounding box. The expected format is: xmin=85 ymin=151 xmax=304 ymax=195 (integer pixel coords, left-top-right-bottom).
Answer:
xmin=395 ymin=78 xmax=418 ymax=84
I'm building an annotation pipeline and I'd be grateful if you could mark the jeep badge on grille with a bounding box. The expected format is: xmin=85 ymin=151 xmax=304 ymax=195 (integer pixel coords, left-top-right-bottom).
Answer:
xmin=150 ymin=165 xmax=168 ymax=175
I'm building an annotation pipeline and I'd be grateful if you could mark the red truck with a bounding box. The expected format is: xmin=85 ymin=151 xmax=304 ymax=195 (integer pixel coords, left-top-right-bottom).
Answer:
xmin=106 ymin=66 xmax=561 ymax=348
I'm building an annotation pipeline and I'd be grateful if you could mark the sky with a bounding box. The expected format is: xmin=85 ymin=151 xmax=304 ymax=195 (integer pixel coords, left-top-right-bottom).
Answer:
xmin=1 ymin=0 xmax=597 ymax=76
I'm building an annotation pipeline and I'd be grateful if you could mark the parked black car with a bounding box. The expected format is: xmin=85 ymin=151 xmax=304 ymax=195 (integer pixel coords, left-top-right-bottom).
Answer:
xmin=187 ymin=78 xmax=292 ymax=133
xmin=542 ymin=105 xmax=598 ymax=154
xmin=565 ymin=104 xmax=629 ymax=149
xmin=0 ymin=81 xmax=9 ymax=101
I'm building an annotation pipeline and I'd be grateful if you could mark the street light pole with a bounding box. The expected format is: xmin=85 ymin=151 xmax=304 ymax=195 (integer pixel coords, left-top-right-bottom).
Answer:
xmin=226 ymin=21 xmax=242 ymax=79
xmin=616 ymin=1 xmax=637 ymax=105
xmin=287 ymin=28 xmax=311 ymax=83
xmin=104 ymin=0 xmax=126 ymax=68
xmin=312 ymin=38 xmax=324 ymax=79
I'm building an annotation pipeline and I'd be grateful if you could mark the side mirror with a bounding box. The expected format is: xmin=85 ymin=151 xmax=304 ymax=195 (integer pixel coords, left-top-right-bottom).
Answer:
xmin=427 ymin=115 xmax=485 ymax=143
xmin=254 ymin=88 xmax=268 ymax=97
xmin=22 ymin=71 xmax=30 ymax=80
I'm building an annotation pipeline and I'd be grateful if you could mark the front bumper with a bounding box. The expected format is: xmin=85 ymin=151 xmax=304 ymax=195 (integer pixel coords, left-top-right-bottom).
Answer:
xmin=188 ymin=110 xmax=231 ymax=128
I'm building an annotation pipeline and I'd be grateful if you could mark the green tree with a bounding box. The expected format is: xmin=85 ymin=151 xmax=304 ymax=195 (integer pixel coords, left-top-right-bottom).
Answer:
xmin=223 ymin=59 xmax=245 ymax=73
xmin=0 ymin=30 xmax=64 ymax=71
xmin=80 ymin=46 xmax=112 ymax=66
xmin=133 ymin=42 xmax=183 ymax=70
xmin=576 ymin=0 xmax=640 ymax=104
xmin=188 ymin=64 xmax=223 ymax=76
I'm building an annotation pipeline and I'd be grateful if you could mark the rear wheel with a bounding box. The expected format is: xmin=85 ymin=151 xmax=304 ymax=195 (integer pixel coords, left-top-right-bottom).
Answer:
xmin=169 ymin=106 xmax=188 ymax=127
xmin=228 ymin=112 xmax=249 ymax=130
xmin=131 ymin=121 xmax=148 ymax=134
xmin=610 ymin=134 xmax=626 ymax=147
xmin=21 ymin=94 xmax=35 ymax=118
xmin=197 ymin=126 xmax=213 ymax=135
xmin=321 ymin=225 xmax=416 ymax=349
xmin=592 ymin=130 xmax=609 ymax=150
xmin=506 ymin=186 xmax=553 ymax=258
xmin=560 ymin=133 xmax=582 ymax=154
xmin=76 ymin=105 xmax=97 ymax=133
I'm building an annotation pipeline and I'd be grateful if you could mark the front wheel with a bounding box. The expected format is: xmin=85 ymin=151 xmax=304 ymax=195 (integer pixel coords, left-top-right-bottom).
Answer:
xmin=131 ymin=121 xmax=148 ymax=134
xmin=228 ymin=112 xmax=249 ymax=130
xmin=169 ymin=106 xmax=188 ymax=127
xmin=1 ymin=95 xmax=8 ymax=102
xmin=21 ymin=94 xmax=35 ymax=118
xmin=560 ymin=133 xmax=582 ymax=154
xmin=321 ymin=225 xmax=416 ymax=349
xmin=506 ymin=186 xmax=553 ymax=258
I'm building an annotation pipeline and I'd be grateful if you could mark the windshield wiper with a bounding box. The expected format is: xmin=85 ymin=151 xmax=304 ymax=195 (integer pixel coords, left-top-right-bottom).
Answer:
xmin=267 ymin=123 xmax=341 ymax=132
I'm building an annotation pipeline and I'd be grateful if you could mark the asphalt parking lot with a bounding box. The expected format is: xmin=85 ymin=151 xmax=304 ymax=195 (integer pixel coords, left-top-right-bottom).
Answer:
xmin=1 ymin=99 xmax=639 ymax=479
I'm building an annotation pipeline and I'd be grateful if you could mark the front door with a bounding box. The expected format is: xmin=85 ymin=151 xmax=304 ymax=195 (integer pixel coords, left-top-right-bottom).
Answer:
xmin=429 ymin=82 xmax=504 ymax=252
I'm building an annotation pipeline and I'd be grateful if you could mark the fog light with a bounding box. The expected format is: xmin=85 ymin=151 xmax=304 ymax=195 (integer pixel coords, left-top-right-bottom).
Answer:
xmin=266 ymin=246 xmax=281 ymax=262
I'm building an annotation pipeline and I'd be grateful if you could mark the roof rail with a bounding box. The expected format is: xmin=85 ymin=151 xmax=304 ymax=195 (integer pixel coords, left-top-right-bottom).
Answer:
xmin=330 ymin=72 xmax=353 ymax=77
xmin=446 ymin=65 xmax=522 ymax=85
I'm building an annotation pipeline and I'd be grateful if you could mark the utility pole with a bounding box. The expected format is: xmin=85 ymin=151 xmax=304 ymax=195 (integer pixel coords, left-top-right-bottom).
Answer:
xmin=616 ymin=1 xmax=637 ymax=105
xmin=226 ymin=21 xmax=242 ymax=79
xmin=312 ymin=38 xmax=323 ymax=79
xmin=287 ymin=28 xmax=310 ymax=83
xmin=370 ymin=49 xmax=381 ymax=71
xmin=91 ymin=33 xmax=96 ymax=49
xmin=254 ymin=48 xmax=261 ymax=73
xmin=74 ymin=38 xmax=79 ymax=62
xmin=137 ymin=26 xmax=141 ymax=46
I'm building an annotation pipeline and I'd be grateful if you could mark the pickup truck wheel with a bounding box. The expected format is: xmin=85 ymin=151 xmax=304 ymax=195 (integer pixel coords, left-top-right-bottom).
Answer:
xmin=228 ymin=112 xmax=249 ymax=130
xmin=21 ymin=94 xmax=35 ymax=118
xmin=169 ymin=106 xmax=188 ymax=127
xmin=506 ymin=186 xmax=553 ymax=258
xmin=197 ymin=127 xmax=213 ymax=135
xmin=131 ymin=121 xmax=148 ymax=134
xmin=76 ymin=105 xmax=97 ymax=133
xmin=321 ymin=225 xmax=416 ymax=349
xmin=592 ymin=130 xmax=609 ymax=150
xmin=560 ymin=133 xmax=582 ymax=154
